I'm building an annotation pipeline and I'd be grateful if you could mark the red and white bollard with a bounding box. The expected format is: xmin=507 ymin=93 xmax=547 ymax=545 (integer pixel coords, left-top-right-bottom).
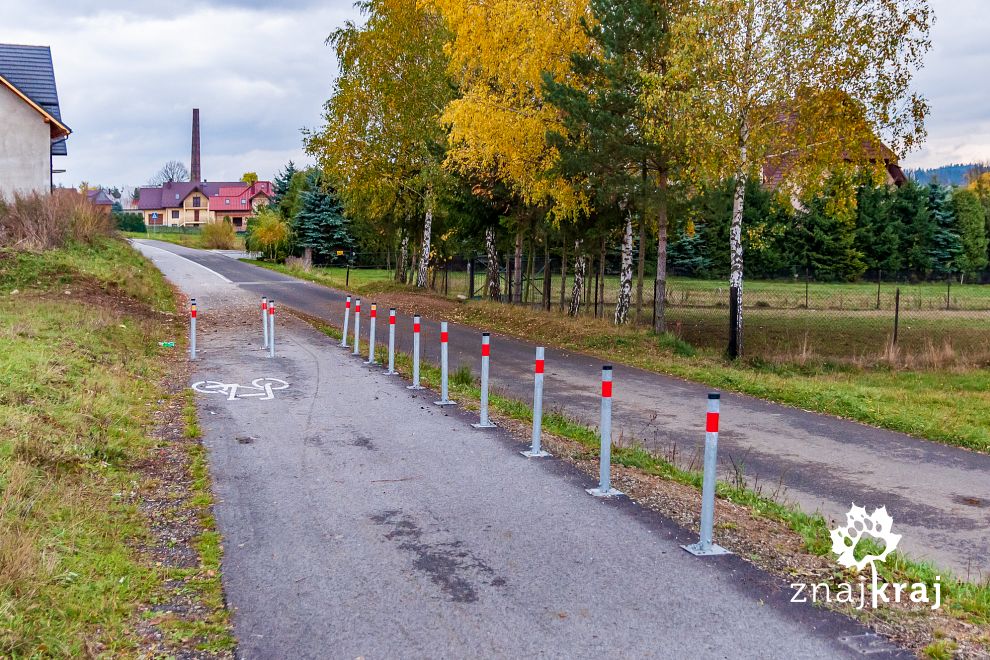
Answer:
xmin=268 ymin=299 xmax=276 ymax=359
xmin=261 ymin=296 xmax=269 ymax=349
xmin=472 ymin=333 xmax=496 ymax=428
xmin=683 ymin=393 xmax=730 ymax=556
xmin=587 ymin=366 xmax=622 ymax=497
xmin=352 ymin=298 xmax=361 ymax=356
xmin=365 ymin=303 xmax=378 ymax=364
xmin=434 ymin=321 xmax=456 ymax=406
xmin=189 ymin=298 xmax=197 ymax=361
xmin=407 ymin=314 xmax=423 ymax=390
xmin=522 ymin=347 xmax=550 ymax=457
xmin=341 ymin=295 xmax=351 ymax=348
xmin=384 ymin=308 xmax=397 ymax=375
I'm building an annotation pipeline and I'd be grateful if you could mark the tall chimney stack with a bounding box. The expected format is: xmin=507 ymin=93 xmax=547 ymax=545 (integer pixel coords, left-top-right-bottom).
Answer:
xmin=190 ymin=108 xmax=201 ymax=183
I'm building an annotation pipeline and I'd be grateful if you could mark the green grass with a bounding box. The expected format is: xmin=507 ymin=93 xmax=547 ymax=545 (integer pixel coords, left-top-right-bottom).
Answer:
xmin=122 ymin=230 xmax=245 ymax=251
xmin=303 ymin=316 xmax=989 ymax=636
xmin=0 ymin=239 xmax=220 ymax=655
xmin=251 ymin=259 xmax=990 ymax=453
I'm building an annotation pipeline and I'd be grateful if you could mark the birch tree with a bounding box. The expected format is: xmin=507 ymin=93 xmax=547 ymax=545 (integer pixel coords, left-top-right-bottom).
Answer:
xmin=305 ymin=0 xmax=456 ymax=288
xmin=657 ymin=0 xmax=931 ymax=356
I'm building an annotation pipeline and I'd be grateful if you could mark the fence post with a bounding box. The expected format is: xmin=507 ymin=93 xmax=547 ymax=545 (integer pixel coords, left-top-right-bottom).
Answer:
xmin=587 ymin=366 xmax=622 ymax=497
xmin=189 ymin=298 xmax=197 ymax=361
xmin=522 ymin=347 xmax=550 ymax=458
xmin=261 ymin=296 xmax=269 ymax=349
xmin=876 ymin=271 xmax=882 ymax=310
xmin=407 ymin=314 xmax=424 ymax=390
xmin=947 ymin=279 xmax=951 ymax=310
xmin=365 ymin=303 xmax=378 ymax=364
xmin=268 ymin=300 xmax=275 ymax=359
xmin=473 ymin=333 xmax=496 ymax=428
xmin=893 ymin=287 xmax=901 ymax=346
xmin=341 ymin=295 xmax=351 ymax=348
xmin=352 ymin=298 xmax=361 ymax=356
xmin=434 ymin=321 xmax=456 ymax=406
xmin=683 ymin=393 xmax=730 ymax=556
xmin=384 ymin=308 xmax=397 ymax=375
xmin=468 ymin=256 xmax=475 ymax=299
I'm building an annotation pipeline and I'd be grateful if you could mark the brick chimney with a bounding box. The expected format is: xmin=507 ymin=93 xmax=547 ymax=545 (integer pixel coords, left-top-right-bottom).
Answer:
xmin=190 ymin=108 xmax=201 ymax=183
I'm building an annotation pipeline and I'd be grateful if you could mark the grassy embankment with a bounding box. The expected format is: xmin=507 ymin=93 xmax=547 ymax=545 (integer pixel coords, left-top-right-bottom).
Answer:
xmin=0 ymin=239 xmax=232 ymax=655
xmin=122 ymin=229 xmax=245 ymax=251
xmin=248 ymin=260 xmax=990 ymax=454
xmin=298 ymin=313 xmax=989 ymax=657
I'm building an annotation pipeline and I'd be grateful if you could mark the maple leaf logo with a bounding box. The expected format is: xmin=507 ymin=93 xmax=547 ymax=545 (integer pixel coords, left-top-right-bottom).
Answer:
xmin=829 ymin=504 xmax=901 ymax=572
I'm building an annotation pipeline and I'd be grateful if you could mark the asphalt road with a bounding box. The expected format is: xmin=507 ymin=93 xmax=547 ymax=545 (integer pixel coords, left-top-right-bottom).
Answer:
xmin=134 ymin=239 xmax=990 ymax=578
xmin=134 ymin=241 xmax=905 ymax=659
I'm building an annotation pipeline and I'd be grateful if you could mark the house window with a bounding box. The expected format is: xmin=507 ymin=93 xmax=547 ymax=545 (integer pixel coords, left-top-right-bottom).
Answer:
xmin=225 ymin=199 xmax=230 ymax=205
xmin=241 ymin=199 xmax=247 ymax=205
xmin=193 ymin=196 xmax=201 ymax=208
xmin=175 ymin=194 xmax=180 ymax=200
xmin=171 ymin=210 xmax=179 ymax=219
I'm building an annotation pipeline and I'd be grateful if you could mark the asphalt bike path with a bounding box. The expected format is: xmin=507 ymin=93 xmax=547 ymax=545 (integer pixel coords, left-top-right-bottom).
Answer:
xmin=133 ymin=239 xmax=990 ymax=578
xmin=134 ymin=241 xmax=908 ymax=659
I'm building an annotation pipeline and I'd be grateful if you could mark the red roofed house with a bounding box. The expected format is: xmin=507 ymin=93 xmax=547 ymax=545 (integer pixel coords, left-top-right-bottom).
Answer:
xmin=210 ymin=181 xmax=273 ymax=228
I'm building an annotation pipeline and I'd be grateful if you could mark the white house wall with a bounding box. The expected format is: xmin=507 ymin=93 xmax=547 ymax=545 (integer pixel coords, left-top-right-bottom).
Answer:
xmin=0 ymin=84 xmax=50 ymax=198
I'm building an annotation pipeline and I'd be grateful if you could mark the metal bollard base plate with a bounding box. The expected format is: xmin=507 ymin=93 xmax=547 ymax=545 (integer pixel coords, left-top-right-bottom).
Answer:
xmin=383 ymin=369 xmax=398 ymax=375
xmin=341 ymin=341 xmax=349 ymax=348
xmin=471 ymin=421 xmax=497 ymax=429
xmin=681 ymin=542 xmax=731 ymax=557
xmin=434 ymin=399 xmax=457 ymax=407
xmin=585 ymin=487 xmax=624 ymax=498
xmin=364 ymin=359 xmax=379 ymax=365
xmin=521 ymin=449 xmax=551 ymax=458
xmin=406 ymin=385 xmax=424 ymax=390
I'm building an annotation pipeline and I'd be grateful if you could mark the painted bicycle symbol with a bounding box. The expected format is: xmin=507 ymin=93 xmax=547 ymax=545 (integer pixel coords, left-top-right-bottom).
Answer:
xmin=192 ymin=378 xmax=289 ymax=401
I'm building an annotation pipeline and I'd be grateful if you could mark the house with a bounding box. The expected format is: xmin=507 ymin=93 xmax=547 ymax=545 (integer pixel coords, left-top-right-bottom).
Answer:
xmin=137 ymin=180 xmax=272 ymax=228
xmin=0 ymin=43 xmax=70 ymax=198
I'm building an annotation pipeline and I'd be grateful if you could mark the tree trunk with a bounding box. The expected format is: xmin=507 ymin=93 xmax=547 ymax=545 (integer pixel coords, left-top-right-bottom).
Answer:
xmin=543 ymin=239 xmax=552 ymax=311
xmin=568 ymin=240 xmax=586 ymax=317
xmin=417 ymin=204 xmax=432 ymax=288
xmin=396 ymin=233 xmax=408 ymax=283
xmin=729 ymin=151 xmax=747 ymax=357
xmin=303 ymin=247 xmax=313 ymax=268
xmin=654 ymin=172 xmax=670 ymax=334
xmin=513 ymin=229 xmax=523 ymax=304
xmin=636 ymin=212 xmax=646 ymax=321
xmin=598 ymin=237 xmax=606 ymax=318
xmin=559 ymin=236 xmax=567 ymax=312
xmin=485 ymin=225 xmax=501 ymax=301
xmin=615 ymin=210 xmax=634 ymax=325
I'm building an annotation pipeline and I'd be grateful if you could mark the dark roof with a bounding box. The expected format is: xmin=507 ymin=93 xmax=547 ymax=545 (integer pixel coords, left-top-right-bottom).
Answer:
xmin=138 ymin=181 xmax=247 ymax=210
xmin=86 ymin=189 xmax=115 ymax=206
xmin=0 ymin=43 xmax=69 ymax=156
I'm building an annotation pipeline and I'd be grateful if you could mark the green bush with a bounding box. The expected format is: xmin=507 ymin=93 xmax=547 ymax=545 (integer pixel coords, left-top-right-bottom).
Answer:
xmin=201 ymin=220 xmax=237 ymax=249
xmin=114 ymin=212 xmax=146 ymax=233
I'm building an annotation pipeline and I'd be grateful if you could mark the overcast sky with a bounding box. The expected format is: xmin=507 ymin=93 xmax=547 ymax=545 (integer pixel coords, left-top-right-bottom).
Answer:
xmin=3 ymin=0 xmax=985 ymax=188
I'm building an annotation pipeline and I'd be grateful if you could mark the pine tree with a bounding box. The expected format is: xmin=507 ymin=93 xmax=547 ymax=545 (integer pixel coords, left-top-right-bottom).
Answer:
xmin=272 ymin=161 xmax=297 ymax=209
xmin=855 ymin=183 xmax=901 ymax=275
xmin=293 ymin=172 xmax=355 ymax=266
xmin=927 ymin=184 xmax=963 ymax=278
xmin=951 ymin=188 xmax=989 ymax=280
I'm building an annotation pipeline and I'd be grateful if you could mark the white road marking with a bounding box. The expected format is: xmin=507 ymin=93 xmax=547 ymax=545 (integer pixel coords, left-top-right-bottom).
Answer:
xmin=133 ymin=240 xmax=233 ymax=283
xmin=193 ymin=378 xmax=289 ymax=401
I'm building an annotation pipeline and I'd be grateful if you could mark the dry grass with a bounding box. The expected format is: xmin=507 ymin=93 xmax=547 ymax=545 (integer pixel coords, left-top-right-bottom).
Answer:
xmin=200 ymin=220 xmax=238 ymax=249
xmin=0 ymin=190 xmax=112 ymax=250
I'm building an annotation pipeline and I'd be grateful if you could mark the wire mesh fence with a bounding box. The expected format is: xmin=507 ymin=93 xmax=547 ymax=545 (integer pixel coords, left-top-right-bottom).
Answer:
xmin=296 ymin=250 xmax=990 ymax=364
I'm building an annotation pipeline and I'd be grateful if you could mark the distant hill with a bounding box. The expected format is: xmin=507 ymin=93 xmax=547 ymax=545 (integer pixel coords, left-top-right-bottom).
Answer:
xmin=905 ymin=163 xmax=989 ymax=186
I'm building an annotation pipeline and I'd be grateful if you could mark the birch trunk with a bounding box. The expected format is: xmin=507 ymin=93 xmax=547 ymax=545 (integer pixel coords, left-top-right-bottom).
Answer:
xmin=416 ymin=204 xmax=432 ymax=288
xmin=615 ymin=210 xmax=633 ymax=325
xmin=485 ymin=225 xmax=501 ymax=301
xmin=729 ymin=144 xmax=748 ymax=357
xmin=396 ymin=233 xmax=408 ymax=283
xmin=568 ymin=240 xmax=585 ymax=317
xmin=654 ymin=172 xmax=670 ymax=334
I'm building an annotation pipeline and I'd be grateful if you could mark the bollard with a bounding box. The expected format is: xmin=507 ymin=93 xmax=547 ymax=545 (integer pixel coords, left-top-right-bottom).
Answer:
xmin=406 ymin=314 xmax=424 ymax=390
xmin=434 ymin=321 xmax=456 ymax=406
xmin=341 ymin=295 xmax=351 ymax=348
xmin=268 ymin=300 xmax=276 ymax=358
xmin=384 ymin=308 xmax=398 ymax=375
xmin=189 ymin=298 xmax=197 ymax=361
xmin=587 ymin=366 xmax=622 ymax=497
xmin=683 ymin=393 xmax=730 ymax=556
xmin=472 ymin=333 xmax=496 ymax=428
xmin=352 ymin=298 xmax=361 ymax=356
xmin=261 ymin=297 xmax=269 ymax=349
xmin=522 ymin=347 xmax=550 ymax=457
xmin=365 ymin=303 xmax=378 ymax=364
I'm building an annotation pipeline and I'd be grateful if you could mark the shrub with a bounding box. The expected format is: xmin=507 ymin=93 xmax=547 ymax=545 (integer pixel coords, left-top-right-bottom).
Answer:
xmin=114 ymin=212 xmax=146 ymax=233
xmin=0 ymin=190 xmax=112 ymax=250
xmin=201 ymin=220 xmax=237 ymax=249
xmin=247 ymin=208 xmax=292 ymax=261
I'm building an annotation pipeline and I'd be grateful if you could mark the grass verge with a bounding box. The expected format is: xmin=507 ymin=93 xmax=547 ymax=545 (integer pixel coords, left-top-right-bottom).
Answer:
xmin=297 ymin=310 xmax=989 ymax=657
xmin=0 ymin=238 xmax=231 ymax=655
xmin=249 ymin=260 xmax=990 ymax=453
xmin=122 ymin=230 xmax=245 ymax=251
